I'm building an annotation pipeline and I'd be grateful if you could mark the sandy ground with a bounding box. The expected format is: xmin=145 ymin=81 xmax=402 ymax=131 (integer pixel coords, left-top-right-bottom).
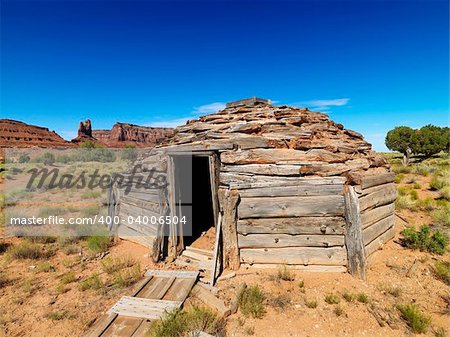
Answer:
xmin=0 ymin=170 xmax=449 ymax=336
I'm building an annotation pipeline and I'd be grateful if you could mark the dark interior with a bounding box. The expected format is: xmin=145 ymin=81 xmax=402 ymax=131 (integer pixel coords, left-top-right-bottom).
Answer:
xmin=173 ymin=155 xmax=215 ymax=247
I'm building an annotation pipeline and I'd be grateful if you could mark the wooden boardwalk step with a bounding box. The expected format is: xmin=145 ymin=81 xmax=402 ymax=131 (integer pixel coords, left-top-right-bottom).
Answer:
xmin=108 ymin=297 xmax=182 ymax=320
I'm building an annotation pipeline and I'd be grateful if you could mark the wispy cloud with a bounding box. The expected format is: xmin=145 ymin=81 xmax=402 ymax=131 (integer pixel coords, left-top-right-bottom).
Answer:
xmin=193 ymin=102 xmax=226 ymax=115
xmin=147 ymin=101 xmax=226 ymax=128
xmin=293 ymin=98 xmax=350 ymax=111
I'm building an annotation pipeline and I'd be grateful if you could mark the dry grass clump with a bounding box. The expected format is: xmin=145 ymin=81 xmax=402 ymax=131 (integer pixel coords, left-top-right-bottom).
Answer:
xmin=324 ymin=293 xmax=340 ymax=305
xmin=36 ymin=261 xmax=56 ymax=273
xmin=268 ymin=293 xmax=291 ymax=310
xmin=79 ymin=273 xmax=103 ymax=291
xmin=431 ymin=204 xmax=450 ymax=227
xmin=8 ymin=242 xmax=54 ymax=260
xmin=397 ymin=303 xmax=431 ymax=334
xmin=101 ymin=256 xmax=136 ymax=274
xmin=277 ymin=265 xmax=295 ymax=281
xmin=86 ymin=235 xmax=111 ymax=253
xmin=149 ymin=305 xmax=226 ymax=337
xmin=60 ymin=271 xmax=77 ymax=285
xmin=112 ymin=264 xmax=141 ymax=288
xmin=356 ymin=293 xmax=369 ymax=303
xmin=342 ymin=290 xmax=356 ymax=302
xmin=333 ymin=305 xmax=345 ymax=317
xmin=434 ymin=260 xmax=450 ymax=285
xmin=305 ymin=298 xmax=318 ymax=308
xmin=238 ymin=285 xmax=266 ymax=318
xmin=0 ymin=271 xmax=9 ymax=288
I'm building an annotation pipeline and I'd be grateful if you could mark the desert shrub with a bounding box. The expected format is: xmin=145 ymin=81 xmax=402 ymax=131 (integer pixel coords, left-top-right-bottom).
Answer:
xmin=392 ymin=165 xmax=412 ymax=174
xmin=324 ymin=293 xmax=340 ymax=304
xmin=86 ymin=235 xmax=111 ymax=253
xmin=38 ymin=206 xmax=67 ymax=217
xmin=18 ymin=154 xmax=30 ymax=163
xmin=35 ymin=152 xmax=55 ymax=166
xmin=101 ymin=256 xmax=136 ymax=274
xmin=305 ymin=298 xmax=318 ymax=308
xmin=0 ymin=271 xmax=9 ymax=288
xmin=434 ymin=261 xmax=450 ymax=285
xmin=150 ymin=305 xmax=225 ymax=337
xmin=397 ymin=304 xmax=431 ymax=334
xmin=400 ymin=225 xmax=449 ymax=255
xmin=398 ymin=186 xmax=410 ymax=196
xmin=0 ymin=241 xmax=10 ymax=254
xmin=394 ymin=174 xmax=405 ymax=184
xmin=81 ymin=190 xmax=102 ymax=199
xmin=79 ymin=273 xmax=103 ymax=291
xmin=409 ymin=190 xmax=419 ymax=200
xmin=413 ymin=183 xmax=422 ymax=189
xmin=8 ymin=242 xmax=50 ymax=259
xmin=342 ymin=291 xmax=356 ymax=302
xmin=60 ymin=272 xmax=77 ymax=284
xmin=27 ymin=236 xmax=57 ymax=244
xmin=36 ymin=261 xmax=56 ymax=273
xmin=396 ymin=195 xmax=417 ymax=211
xmin=45 ymin=311 xmax=66 ymax=321
xmin=334 ymin=305 xmax=345 ymax=317
xmin=81 ymin=205 xmax=100 ymax=217
xmin=440 ymin=186 xmax=450 ymax=201
xmin=277 ymin=265 xmax=295 ymax=281
xmin=431 ymin=204 xmax=450 ymax=227
xmin=112 ymin=264 xmax=141 ymax=288
xmin=238 ymin=285 xmax=266 ymax=318
xmin=121 ymin=146 xmax=138 ymax=161
xmin=269 ymin=294 xmax=291 ymax=310
xmin=418 ymin=197 xmax=437 ymax=211
xmin=357 ymin=293 xmax=369 ymax=303
xmin=414 ymin=165 xmax=431 ymax=176
xmin=430 ymin=170 xmax=450 ymax=191
xmin=434 ymin=327 xmax=447 ymax=337
xmin=63 ymin=244 xmax=79 ymax=255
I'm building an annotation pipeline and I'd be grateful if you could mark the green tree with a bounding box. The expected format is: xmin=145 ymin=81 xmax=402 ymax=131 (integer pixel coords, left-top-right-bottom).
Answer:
xmin=412 ymin=125 xmax=447 ymax=158
xmin=385 ymin=126 xmax=415 ymax=166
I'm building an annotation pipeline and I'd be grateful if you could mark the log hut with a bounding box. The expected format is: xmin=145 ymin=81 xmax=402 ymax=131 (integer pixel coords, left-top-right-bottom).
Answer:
xmin=110 ymin=98 xmax=396 ymax=280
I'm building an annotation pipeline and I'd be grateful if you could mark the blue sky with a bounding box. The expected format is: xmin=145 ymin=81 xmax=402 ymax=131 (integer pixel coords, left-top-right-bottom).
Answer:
xmin=1 ymin=0 xmax=448 ymax=151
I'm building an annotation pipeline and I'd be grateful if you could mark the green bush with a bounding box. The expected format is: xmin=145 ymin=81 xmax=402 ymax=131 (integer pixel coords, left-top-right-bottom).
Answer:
xmin=18 ymin=154 xmax=30 ymax=163
xmin=238 ymin=285 xmax=266 ymax=318
xmin=431 ymin=204 xmax=450 ymax=227
xmin=434 ymin=261 xmax=450 ymax=285
xmin=397 ymin=304 xmax=431 ymax=334
xmin=400 ymin=225 xmax=449 ymax=255
xmin=409 ymin=190 xmax=419 ymax=200
xmin=86 ymin=235 xmax=111 ymax=253
xmin=356 ymin=293 xmax=369 ymax=303
xmin=396 ymin=195 xmax=417 ymax=211
xmin=79 ymin=273 xmax=103 ymax=291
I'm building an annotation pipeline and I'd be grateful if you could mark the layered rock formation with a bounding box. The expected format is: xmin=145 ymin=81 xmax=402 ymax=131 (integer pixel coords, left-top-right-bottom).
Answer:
xmin=92 ymin=122 xmax=174 ymax=147
xmin=0 ymin=119 xmax=71 ymax=148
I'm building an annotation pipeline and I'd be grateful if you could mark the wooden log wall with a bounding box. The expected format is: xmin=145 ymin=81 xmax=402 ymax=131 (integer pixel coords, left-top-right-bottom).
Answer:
xmin=356 ymin=173 xmax=396 ymax=258
xmin=219 ymin=165 xmax=347 ymax=269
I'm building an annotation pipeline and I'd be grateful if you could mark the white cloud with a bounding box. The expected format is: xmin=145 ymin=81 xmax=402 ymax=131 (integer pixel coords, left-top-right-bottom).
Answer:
xmin=294 ymin=98 xmax=350 ymax=111
xmin=193 ymin=102 xmax=226 ymax=115
xmin=146 ymin=101 xmax=226 ymax=128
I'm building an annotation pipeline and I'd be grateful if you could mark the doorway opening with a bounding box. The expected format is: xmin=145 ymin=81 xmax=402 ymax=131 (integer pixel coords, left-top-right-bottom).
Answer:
xmin=171 ymin=154 xmax=218 ymax=250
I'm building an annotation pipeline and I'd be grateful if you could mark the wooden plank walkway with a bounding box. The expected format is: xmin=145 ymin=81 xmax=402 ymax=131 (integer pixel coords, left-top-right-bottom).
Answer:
xmin=84 ymin=270 xmax=199 ymax=337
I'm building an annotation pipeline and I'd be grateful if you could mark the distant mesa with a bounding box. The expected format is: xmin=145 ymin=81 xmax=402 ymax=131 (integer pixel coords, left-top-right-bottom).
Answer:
xmin=0 ymin=119 xmax=72 ymax=148
xmin=0 ymin=118 xmax=174 ymax=149
xmin=91 ymin=122 xmax=174 ymax=148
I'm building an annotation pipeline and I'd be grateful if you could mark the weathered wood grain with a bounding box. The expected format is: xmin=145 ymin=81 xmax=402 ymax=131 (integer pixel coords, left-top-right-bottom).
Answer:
xmin=238 ymin=184 xmax=343 ymax=197
xmin=238 ymin=195 xmax=345 ymax=218
xmin=359 ymin=173 xmax=395 ymax=190
xmin=365 ymin=225 xmax=395 ymax=257
xmin=240 ymin=247 xmax=347 ymax=265
xmin=237 ymin=217 xmax=345 ymax=235
xmin=361 ymin=203 xmax=395 ymax=229
xmin=218 ymin=188 xmax=240 ymax=270
xmin=344 ymin=185 xmax=366 ymax=280
xmin=238 ymin=233 xmax=345 ymax=248
xmin=220 ymin=149 xmax=348 ymax=164
xmin=363 ymin=215 xmax=395 ymax=246
xmin=222 ymin=163 xmax=301 ymax=176
xmin=240 ymin=263 xmax=347 ymax=272
xmin=359 ymin=184 xmax=397 ymax=212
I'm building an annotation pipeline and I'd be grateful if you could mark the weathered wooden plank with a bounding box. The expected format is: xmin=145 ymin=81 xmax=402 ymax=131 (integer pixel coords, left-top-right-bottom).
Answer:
xmin=359 ymin=184 xmax=397 ymax=212
xmin=218 ymin=188 xmax=240 ymax=270
xmin=182 ymin=249 xmax=213 ymax=262
xmin=120 ymin=196 xmax=161 ymax=214
xmin=108 ymin=297 xmax=182 ymax=320
xmin=240 ymin=247 xmax=347 ymax=265
xmin=220 ymin=149 xmax=348 ymax=165
xmin=359 ymin=173 xmax=395 ymax=190
xmin=162 ymin=140 xmax=234 ymax=152
xmin=365 ymin=225 xmax=395 ymax=257
xmin=363 ymin=215 xmax=395 ymax=246
xmin=240 ymin=263 xmax=347 ymax=272
xmin=238 ymin=184 xmax=343 ymax=197
xmin=237 ymin=217 xmax=345 ymax=235
xmin=192 ymin=285 xmax=231 ymax=317
xmin=344 ymin=185 xmax=366 ymax=280
xmin=210 ymin=212 xmax=222 ymax=285
xmin=116 ymin=225 xmax=156 ymax=248
xmin=238 ymin=233 xmax=345 ymax=248
xmin=145 ymin=270 xmax=199 ymax=279
xmin=222 ymin=164 xmax=300 ymax=176
xmin=361 ymin=203 xmax=395 ymax=228
xmin=122 ymin=190 xmax=162 ymax=203
xmin=220 ymin=174 xmax=345 ymax=189
xmin=119 ymin=221 xmax=157 ymax=237
xmin=186 ymin=246 xmax=214 ymax=257
xmin=238 ymin=195 xmax=345 ymax=218
xmin=355 ymin=182 xmax=395 ymax=197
